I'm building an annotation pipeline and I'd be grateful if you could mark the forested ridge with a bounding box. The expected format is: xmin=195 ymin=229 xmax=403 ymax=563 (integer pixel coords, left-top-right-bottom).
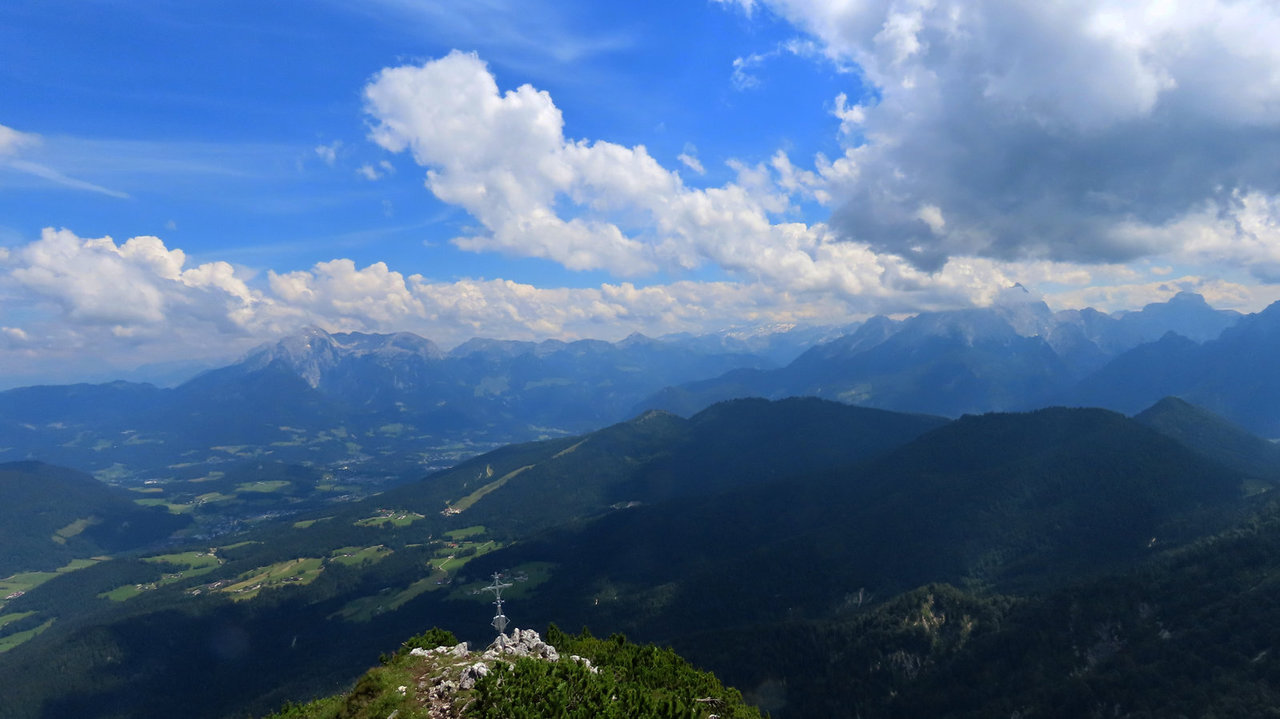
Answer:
xmin=2 ymin=397 xmax=1278 ymax=718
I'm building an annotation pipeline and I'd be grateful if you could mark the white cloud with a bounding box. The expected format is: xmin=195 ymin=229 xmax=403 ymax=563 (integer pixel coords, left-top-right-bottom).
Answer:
xmin=731 ymin=54 xmax=765 ymax=90
xmin=357 ymin=160 xmax=395 ymax=180
xmin=365 ymin=51 xmax=659 ymax=275
xmin=1 ymin=123 xmax=130 ymax=199
xmin=269 ymin=259 xmax=425 ymax=326
xmin=362 ymin=50 xmax=1000 ymax=298
xmin=730 ymin=38 xmax=830 ymax=91
xmin=3 ymin=223 xmax=1278 ymax=386
xmin=348 ymin=0 xmax=633 ymax=70
xmin=315 ymin=141 xmax=342 ymax=166
xmin=1 ymin=326 xmax=29 ymax=343
xmin=711 ymin=0 xmax=757 ymax=16
xmin=677 ymin=144 xmax=705 ymax=175
xmin=0 ymin=124 xmax=39 ymax=156
xmin=5 ymin=228 xmax=267 ymax=331
xmin=1044 ymin=275 xmax=1280 ymax=315
xmin=355 ymin=49 xmax=1280 ymax=326
xmin=729 ymin=0 xmax=1280 ymax=272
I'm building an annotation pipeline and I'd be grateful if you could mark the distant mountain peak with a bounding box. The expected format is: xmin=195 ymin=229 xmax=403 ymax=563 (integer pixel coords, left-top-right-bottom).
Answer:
xmin=238 ymin=327 xmax=443 ymax=388
xmin=1167 ymin=290 xmax=1211 ymax=306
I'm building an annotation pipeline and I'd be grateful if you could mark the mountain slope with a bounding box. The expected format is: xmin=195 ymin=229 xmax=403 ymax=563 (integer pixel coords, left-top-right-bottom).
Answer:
xmin=0 ymin=402 xmax=1255 ymax=719
xmin=0 ymin=328 xmax=779 ymax=483
xmin=0 ymin=462 xmax=191 ymax=575
xmin=1067 ymin=300 xmax=1280 ymax=436
xmin=474 ymin=407 xmax=1244 ymax=641
xmin=637 ymin=292 xmax=1241 ymax=420
xmin=265 ymin=627 xmax=761 ymax=719
xmin=678 ymin=494 xmax=1280 ymax=719
xmin=1135 ymin=396 xmax=1280 ymax=484
xmin=349 ymin=397 xmax=947 ymax=541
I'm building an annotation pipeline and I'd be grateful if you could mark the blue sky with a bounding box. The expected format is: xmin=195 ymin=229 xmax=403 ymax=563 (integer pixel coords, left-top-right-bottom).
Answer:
xmin=4 ymin=0 xmax=1280 ymax=386
xmin=0 ymin=0 xmax=849 ymax=282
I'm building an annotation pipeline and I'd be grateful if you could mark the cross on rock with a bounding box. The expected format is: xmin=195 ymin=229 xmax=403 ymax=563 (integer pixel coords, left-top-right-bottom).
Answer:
xmin=481 ymin=572 xmax=513 ymax=640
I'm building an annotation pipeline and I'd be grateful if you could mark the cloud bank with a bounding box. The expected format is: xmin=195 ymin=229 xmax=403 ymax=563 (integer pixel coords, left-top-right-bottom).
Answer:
xmin=729 ymin=0 xmax=1280 ymax=275
xmin=359 ymin=50 xmax=1069 ymax=304
xmin=8 ymin=1 xmax=1280 ymax=386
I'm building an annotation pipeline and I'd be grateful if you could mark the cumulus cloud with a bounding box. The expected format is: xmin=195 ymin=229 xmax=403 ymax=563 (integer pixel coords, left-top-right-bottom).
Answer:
xmin=4 ymin=228 xmax=272 ymax=333
xmin=0 ymin=222 xmax=1087 ymax=383
xmin=4 ymin=224 xmax=1275 ymax=387
xmin=361 ymin=50 xmax=1027 ymax=301
xmin=730 ymin=0 xmax=1280 ymax=273
xmin=1046 ymin=275 xmax=1280 ymax=315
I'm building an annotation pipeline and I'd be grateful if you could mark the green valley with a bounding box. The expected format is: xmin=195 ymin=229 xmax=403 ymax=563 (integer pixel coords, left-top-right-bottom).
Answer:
xmin=0 ymin=397 xmax=1278 ymax=718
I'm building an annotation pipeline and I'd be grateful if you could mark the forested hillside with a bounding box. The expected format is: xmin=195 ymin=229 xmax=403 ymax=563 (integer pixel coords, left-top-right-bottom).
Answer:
xmin=1 ymin=398 xmax=1273 ymax=719
xmin=0 ymin=462 xmax=190 ymax=576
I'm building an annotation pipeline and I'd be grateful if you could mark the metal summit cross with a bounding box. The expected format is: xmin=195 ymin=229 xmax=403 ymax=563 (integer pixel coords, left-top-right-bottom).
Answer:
xmin=482 ymin=572 xmax=513 ymax=640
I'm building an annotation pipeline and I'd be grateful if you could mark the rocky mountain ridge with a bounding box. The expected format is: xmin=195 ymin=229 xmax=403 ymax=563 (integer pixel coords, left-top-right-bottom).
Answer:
xmin=638 ymin=292 xmax=1280 ymax=434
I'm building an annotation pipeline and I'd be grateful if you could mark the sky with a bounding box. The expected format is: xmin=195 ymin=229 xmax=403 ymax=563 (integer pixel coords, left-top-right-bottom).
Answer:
xmin=4 ymin=0 xmax=1280 ymax=387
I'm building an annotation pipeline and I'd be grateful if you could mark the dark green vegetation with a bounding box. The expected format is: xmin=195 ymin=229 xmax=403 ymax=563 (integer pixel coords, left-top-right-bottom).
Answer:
xmin=1135 ymin=396 xmax=1280 ymax=485
xmin=268 ymin=627 xmax=760 ymax=719
xmin=0 ymin=462 xmax=189 ymax=576
xmin=479 ymin=405 xmax=1245 ymax=641
xmin=1 ymin=396 xmax=1279 ymax=718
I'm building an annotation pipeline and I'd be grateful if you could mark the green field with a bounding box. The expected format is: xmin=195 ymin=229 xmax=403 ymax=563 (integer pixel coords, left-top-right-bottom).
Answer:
xmin=448 ymin=561 xmax=554 ymax=602
xmin=0 ymin=618 xmax=54 ymax=653
xmin=500 ymin=562 xmax=555 ymax=598
xmin=446 ymin=465 xmax=533 ymax=514
xmin=145 ymin=550 xmax=223 ymax=570
xmin=0 ymin=558 xmax=106 ymax=604
xmin=330 ymin=573 xmax=448 ymax=622
xmin=0 ymin=612 xmax=34 ymax=630
xmin=99 ymin=584 xmax=148 ymax=602
xmin=133 ymin=497 xmax=195 ymax=513
xmin=235 ymin=480 xmax=292 ymax=493
xmin=51 ymin=517 xmax=96 ymax=544
xmin=99 ymin=551 xmax=225 ymax=602
xmin=194 ymin=492 xmax=236 ymax=504
xmin=428 ymin=533 xmax=504 ymax=574
xmin=218 ymin=558 xmax=325 ymax=601
xmin=443 ymin=525 xmax=486 ymax=540
xmin=292 ymin=517 xmax=333 ymax=529
xmin=354 ymin=509 xmax=425 ymax=528
xmin=329 ymin=545 xmax=393 ymax=567
xmin=328 ymin=533 xmax=506 ymax=622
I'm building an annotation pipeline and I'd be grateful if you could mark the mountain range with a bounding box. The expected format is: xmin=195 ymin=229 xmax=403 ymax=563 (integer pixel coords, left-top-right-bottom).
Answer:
xmin=0 ymin=291 xmax=1265 ymax=489
xmin=7 ymin=293 xmax=1280 ymax=716
xmin=0 ymin=327 xmax=785 ymax=485
xmin=638 ymin=291 xmax=1280 ymax=438
xmin=1 ymin=394 xmax=1274 ymax=718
